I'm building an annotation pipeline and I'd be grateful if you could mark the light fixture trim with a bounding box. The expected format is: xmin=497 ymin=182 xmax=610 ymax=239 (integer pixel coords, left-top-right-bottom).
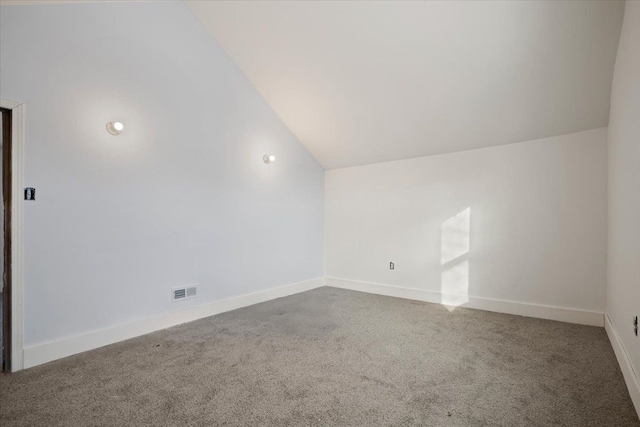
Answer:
xmin=106 ymin=121 xmax=124 ymax=136
xmin=263 ymin=154 xmax=276 ymax=164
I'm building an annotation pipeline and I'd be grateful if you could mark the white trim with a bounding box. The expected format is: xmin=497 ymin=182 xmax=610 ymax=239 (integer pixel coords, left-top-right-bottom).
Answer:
xmin=1 ymin=98 xmax=25 ymax=372
xmin=605 ymin=314 xmax=640 ymax=418
xmin=326 ymin=277 xmax=604 ymax=327
xmin=23 ymin=277 xmax=324 ymax=369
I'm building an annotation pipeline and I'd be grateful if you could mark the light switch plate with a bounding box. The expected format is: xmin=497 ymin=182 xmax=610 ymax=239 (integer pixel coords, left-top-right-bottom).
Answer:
xmin=24 ymin=187 xmax=35 ymax=201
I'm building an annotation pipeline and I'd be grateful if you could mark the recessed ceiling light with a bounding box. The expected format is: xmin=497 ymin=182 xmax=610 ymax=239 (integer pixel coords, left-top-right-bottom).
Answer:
xmin=263 ymin=154 xmax=276 ymax=164
xmin=106 ymin=121 xmax=124 ymax=136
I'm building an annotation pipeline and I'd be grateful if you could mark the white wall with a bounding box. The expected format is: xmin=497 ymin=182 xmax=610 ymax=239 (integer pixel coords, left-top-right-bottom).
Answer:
xmin=606 ymin=0 xmax=640 ymax=410
xmin=326 ymin=129 xmax=607 ymax=318
xmin=0 ymin=2 xmax=324 ymax=349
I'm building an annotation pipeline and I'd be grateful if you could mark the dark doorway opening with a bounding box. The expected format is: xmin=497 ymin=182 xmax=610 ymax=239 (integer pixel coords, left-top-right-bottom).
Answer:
xmin=1 ymin=107 xmax=12 ymax=372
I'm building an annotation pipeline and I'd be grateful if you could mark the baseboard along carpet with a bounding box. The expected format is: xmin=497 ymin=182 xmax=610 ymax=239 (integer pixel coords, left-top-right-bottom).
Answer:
xmin=1 ymin=287 xmax=638 ymax=426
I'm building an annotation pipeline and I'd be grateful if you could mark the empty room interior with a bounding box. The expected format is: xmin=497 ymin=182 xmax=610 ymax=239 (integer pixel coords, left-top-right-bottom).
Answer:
xmin=0 ymin=0 xmax=639 ymax=426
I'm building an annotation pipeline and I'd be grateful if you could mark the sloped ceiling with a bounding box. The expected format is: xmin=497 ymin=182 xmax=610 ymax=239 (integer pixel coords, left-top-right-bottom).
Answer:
xmin=186 ymin=0 xmax=625 ymax=169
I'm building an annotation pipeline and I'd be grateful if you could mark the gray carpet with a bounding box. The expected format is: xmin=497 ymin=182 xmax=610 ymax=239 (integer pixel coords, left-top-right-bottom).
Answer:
xmin=0 ymin=292 xmax=3 ymax=368
xmin=1 ymin=287 xmax=638 ymax=426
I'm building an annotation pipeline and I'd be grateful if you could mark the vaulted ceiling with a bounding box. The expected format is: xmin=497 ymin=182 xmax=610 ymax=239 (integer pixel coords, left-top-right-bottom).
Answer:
xmin=1 ymin=0 xmax=625 ymax=169
xmin=186 ymin=1 xmax=625 ymax=169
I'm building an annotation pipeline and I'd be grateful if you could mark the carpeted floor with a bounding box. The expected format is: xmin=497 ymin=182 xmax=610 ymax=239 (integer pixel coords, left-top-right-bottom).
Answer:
xmin=1 ymin=287 xmax=638 ymax=427
xmin=0 ymin=292 xmax=3 ymax=368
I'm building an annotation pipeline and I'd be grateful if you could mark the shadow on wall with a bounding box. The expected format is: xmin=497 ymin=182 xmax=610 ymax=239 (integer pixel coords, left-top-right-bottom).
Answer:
xmin=440 ymin=207 xmax=471 ymax=310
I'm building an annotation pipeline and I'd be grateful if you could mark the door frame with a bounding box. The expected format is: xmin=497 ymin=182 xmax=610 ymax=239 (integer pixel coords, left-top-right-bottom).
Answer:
xmin=0 ymin=98 xmax=24 ymax=372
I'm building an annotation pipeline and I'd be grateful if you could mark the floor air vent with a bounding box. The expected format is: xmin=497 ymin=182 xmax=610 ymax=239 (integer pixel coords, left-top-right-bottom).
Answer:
xmin=172 ymin=286 xmax=197 ymax=302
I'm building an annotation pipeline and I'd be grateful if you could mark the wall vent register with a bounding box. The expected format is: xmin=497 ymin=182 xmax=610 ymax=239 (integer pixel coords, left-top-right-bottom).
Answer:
xmin=172 ymin=286 xmax=197 ymax=302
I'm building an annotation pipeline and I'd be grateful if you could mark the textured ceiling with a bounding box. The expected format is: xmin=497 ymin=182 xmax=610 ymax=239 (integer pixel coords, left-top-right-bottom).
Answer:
xmin=186 ymin=0 xmax=625 ymax=169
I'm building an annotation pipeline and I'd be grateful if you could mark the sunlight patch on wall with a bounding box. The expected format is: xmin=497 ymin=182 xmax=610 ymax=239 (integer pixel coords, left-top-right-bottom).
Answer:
xmin=440 ymin=207 xmax=471 ymax=310
xmin=441 ymin=260 xmax=469 ymax=307
xmin=440 ymin=207 xmax=470 ymax=264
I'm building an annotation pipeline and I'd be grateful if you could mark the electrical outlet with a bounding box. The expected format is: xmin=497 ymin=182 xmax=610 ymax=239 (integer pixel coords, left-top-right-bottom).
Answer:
xmin=390 ymin=262 xmax=394 ymax=270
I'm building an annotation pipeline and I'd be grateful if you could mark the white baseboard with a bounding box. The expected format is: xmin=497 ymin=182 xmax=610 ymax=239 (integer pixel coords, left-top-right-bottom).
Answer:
xmin=21 ymin=276 xmax=606 ymax=370
xmin=23 ymin=277 xmax=325 ymax=369
xmin=605 ymin=314 xmax=640 ymax=418
xmin=326 ymin=277 xmax=604 ymax=327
